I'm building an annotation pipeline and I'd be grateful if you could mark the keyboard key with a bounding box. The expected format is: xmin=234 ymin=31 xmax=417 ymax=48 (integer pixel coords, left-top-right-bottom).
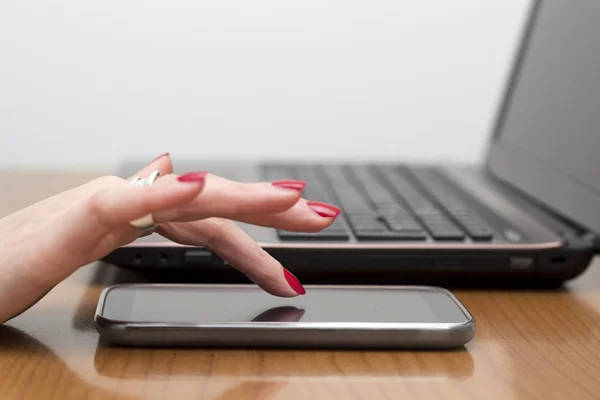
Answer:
xmin=419 ymin=215 xmax=451 ymax=223
xmin=385 ymin=219 xmax=423 ymax=232
xmin=381 ymin=214 xmax=424 ymax=232
xmin=420 ymin=218 xmax=465 ymax=240
xmin=429 ymin=231 xmax=465 ymax=241
xmin=346 ymin=208 xmax=378 ymax=215
xmin=277 ymin=230 xmax=350 ymax=240
xmin=351 ymin=218 xmax=388 ymax=232
xmin=354 ymin=225 xmax=388 ymax=234
xmin=354 ymin=231 xmax=427 ymax=240
xmin=389 ymin=225 xmax=424 ymax=234
xmin=468 ymin=229 xmax=494 ymax=241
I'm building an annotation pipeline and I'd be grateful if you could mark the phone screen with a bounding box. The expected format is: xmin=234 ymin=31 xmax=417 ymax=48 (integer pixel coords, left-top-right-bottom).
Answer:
xmin=101 ymin=286 xmax=469 ymax=325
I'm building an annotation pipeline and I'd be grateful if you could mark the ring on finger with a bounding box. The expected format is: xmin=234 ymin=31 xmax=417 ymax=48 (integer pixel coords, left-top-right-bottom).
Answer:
xmin=128 ymin=170 xmax=160 ymax=231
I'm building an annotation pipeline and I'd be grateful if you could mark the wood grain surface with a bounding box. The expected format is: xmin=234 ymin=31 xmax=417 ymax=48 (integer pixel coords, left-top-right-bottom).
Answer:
xmin=0 ymin=170 xmax=599 ymax=400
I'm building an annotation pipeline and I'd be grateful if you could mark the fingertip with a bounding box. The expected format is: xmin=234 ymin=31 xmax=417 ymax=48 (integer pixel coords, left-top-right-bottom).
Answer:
xmin=150 ymin=152 xmax=170 ymax=163
xmin=135 ymin=152 xmax=173 ymax=178
xmin=283 ymin=269 xmax=306 ymax=295
xmin=264 ymin=286 xmax=302 ymax=298
xmin=287 ymin=199 xmax=340 ymax=233
xmin=177 ymin=171 xmax=208 ymax=183
xmin=173 ymin=171 xmax=208 ymax=197
xmin=271 ymin=180 xmax=307 ymax=192
xmin=244 ymin=268 xmax=303 ymax=298
xmin=306 ymin=201 xmax=342 ymax=218
xmin=266 ymin=181 xmax=306 ymax=213
xmin=248 ymin=274 xmax=300 ymax=297
xmin=152 ymin=152 xmax=173 ymax=176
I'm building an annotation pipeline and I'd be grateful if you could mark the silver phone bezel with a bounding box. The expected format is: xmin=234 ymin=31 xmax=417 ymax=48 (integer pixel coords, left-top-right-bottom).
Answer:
xmin=95 ymin=284 xmax=474 ymax=331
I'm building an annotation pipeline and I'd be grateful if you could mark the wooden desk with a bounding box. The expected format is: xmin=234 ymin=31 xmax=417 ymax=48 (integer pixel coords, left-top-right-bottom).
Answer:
xmin=1 ymin=170 xmax=599 ymax=400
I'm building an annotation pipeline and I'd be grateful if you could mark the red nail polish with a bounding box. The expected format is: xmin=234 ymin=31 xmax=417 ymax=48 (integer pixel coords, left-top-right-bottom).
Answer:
xmin=307 ymin=201 xmax=342 ymax=218
xmin=149 ymin=152 xmax=170 ymax=164
xmin=283 ymin=269 xmax=306 ymax=295
xmin=177 ymin=171 xmax=207 ymax=183
xmin=272 ymin=180 xmax=307 ymax=191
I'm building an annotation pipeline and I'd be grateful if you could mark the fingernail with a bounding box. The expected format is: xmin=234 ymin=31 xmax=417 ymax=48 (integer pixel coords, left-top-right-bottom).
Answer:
xmin=272 ymin=180 xmax=307 ymax=191
xmin=283 ymin=269 xmax=306 ymax=295
xmin=306 ymin=201 xmax=342 ymax=218
xmin=177 ymin=171 xmax=207 ymax=183
xmin=149 ymin=152 xmax=170 ymax=164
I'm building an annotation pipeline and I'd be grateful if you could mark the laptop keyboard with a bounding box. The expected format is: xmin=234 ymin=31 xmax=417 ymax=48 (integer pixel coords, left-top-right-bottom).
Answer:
xmin=262 ymin=164 xmax=495 ymax=243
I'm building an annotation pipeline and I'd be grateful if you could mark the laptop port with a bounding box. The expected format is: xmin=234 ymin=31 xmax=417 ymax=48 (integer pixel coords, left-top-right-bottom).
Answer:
xmin=550 ymin=256 xmax=567 ymax=265
xmin=159 ymin=253 xmax=169 ymax=265
xmin=133 ymin=253 xmax=143 ymax=266
xmin=184 ymin=249 xmax=214 ymax=265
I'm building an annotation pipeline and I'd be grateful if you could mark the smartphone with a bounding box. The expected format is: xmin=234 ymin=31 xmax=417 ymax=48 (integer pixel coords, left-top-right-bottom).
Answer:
xmin=95 ymin=284 xmax=475 ymax=349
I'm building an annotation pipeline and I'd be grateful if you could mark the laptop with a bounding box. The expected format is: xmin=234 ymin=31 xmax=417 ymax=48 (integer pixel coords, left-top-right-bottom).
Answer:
xmin=105 ymin=0 xmax=600 ymax=287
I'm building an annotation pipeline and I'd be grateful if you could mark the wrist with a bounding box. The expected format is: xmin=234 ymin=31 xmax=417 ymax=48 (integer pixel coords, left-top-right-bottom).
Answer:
xmin=0 ymin=235 xmax=56 ymax=324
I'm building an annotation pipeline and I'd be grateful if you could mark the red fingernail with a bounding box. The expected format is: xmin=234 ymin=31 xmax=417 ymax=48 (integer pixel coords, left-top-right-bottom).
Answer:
xmin=177 ymin=171 xmax=207 ymax=183
xmin=149 ymin=152 xmax=170 ymax=164
xmin=307 ymin=201 xmax=342 ymax=218
xmin=272 ymin=180 xmax=307 ymax=191
xmin=283 ymin=269 xmax=306 ymax=295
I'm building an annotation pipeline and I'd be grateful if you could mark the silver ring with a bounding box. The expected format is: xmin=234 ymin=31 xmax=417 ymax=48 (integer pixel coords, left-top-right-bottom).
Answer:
xmin=144 ymin=170 xmax=160 ymax=186
xmin=128 ymin=170 xmax=160 ymax=230
xmin=128 ymin=176 xmax=142 ymax=185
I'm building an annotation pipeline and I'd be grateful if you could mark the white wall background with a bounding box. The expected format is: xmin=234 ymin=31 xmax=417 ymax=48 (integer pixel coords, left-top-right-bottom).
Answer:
xmin=0 ymin=0 xmax=530 ymax=170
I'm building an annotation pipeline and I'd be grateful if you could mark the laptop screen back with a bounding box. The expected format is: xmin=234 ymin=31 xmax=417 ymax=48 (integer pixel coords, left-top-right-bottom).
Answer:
xmin=487 ymin=0 xmax=600 ymax=234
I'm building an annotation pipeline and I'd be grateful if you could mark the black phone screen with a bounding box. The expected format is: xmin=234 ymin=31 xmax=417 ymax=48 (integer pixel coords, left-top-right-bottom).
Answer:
xmin=100 ymin=286 xmax=469 ymax=325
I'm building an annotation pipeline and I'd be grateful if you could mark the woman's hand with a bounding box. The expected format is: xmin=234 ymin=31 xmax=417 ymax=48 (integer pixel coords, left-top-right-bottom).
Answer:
xmin=0 ymin=154 xmax=341 ymax=324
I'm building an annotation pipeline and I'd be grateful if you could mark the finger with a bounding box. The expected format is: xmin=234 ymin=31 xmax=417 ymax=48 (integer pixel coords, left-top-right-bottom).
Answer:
xmin=128 ymin=152 xmax=173 ymax=180
xmin=228 ymin=199 xmax=341 ymax=232
xmin=65 ymin=172 xmax=206 ymax=239
xmin=152 ymin=175 xmax=307 ymax=223
xmin=157 ymin=219 xmax=305 ymax=297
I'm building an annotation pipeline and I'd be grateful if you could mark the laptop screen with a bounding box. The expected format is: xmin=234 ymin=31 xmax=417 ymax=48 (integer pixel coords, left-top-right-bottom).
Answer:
xmin=487 ymin=0 xmax=600 ymax=234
